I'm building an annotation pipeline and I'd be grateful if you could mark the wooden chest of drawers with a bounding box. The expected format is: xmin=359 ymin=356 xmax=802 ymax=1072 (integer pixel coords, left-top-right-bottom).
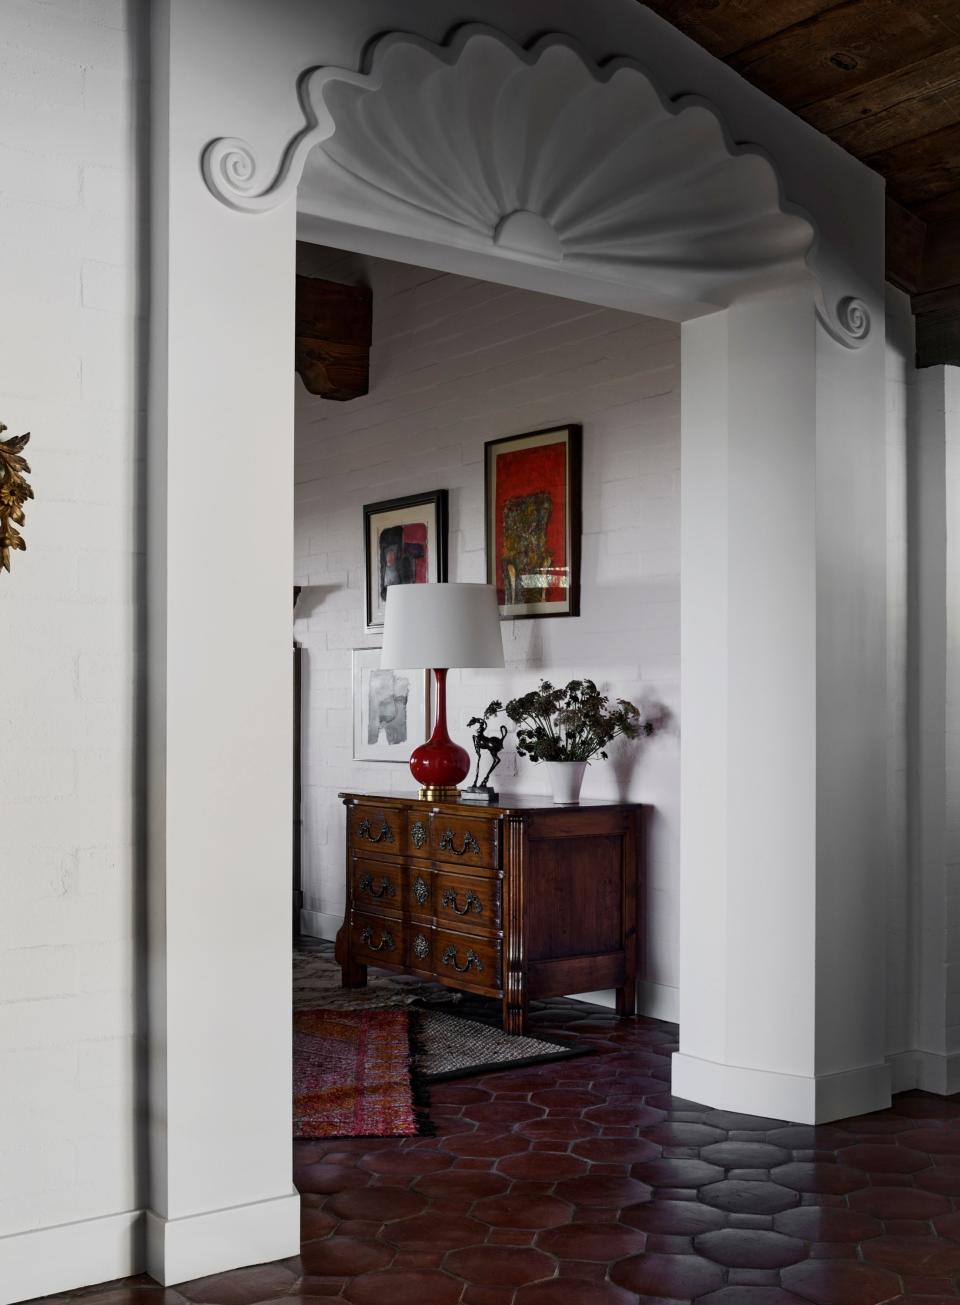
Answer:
xmin=335 ymin=791 xmax=643 ymax=1033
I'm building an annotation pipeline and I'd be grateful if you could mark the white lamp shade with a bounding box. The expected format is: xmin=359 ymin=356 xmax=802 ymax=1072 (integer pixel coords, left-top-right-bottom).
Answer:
xmin=380 ymin=583 xmax=505 ymax=670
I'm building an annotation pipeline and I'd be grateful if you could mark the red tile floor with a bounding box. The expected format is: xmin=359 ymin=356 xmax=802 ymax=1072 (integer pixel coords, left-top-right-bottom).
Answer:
xmin=31 ymin=996 xmax=960 ymax=1305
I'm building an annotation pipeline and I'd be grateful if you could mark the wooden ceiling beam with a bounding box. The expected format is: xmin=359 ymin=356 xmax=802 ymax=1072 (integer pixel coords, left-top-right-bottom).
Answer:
xmin=294 ymin=275 xmax=372 ymax=401
xmin=804 ymin=45 xmax=960 ymax=140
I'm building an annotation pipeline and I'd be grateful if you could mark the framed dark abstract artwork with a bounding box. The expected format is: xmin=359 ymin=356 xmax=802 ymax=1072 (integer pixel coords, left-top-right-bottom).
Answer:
xmin=485 ymin=425 xmax=581 ymax=619
xmin=352 ymin=648 xmax=431 ymax=762
xmin=363 ymin=489 xmax=448 ymax=630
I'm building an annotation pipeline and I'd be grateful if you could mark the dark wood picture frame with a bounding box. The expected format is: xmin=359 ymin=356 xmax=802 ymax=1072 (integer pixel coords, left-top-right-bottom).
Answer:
xmin=484 ymin=424 xmax=582 ymax=620
xmin=363 ymin=489 xmax=449 ymax=630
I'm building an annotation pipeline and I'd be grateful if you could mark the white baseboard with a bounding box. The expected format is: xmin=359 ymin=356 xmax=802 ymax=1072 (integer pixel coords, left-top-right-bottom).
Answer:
xmin=146 ymin=1191 xmax=300 ymax=1286
xmin=570 ymin=982 xmax=678 ymax=1023
xmin=300 ymin=908 xmax=342 ymax=940
xmin=887 ymin=1048 xmax=960 ymax=1095
xmin=0 ymin=1208 xmax=142 ymax=1305
xmin=638 ymin=980 xmax=679 ymax=1022
xmin=672 ymin=1051 xmax=891 ymax=1124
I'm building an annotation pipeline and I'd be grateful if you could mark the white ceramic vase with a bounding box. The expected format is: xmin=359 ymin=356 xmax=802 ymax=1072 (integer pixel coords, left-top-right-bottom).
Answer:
xmin=546 ymin=760 xmax=588 ymax=804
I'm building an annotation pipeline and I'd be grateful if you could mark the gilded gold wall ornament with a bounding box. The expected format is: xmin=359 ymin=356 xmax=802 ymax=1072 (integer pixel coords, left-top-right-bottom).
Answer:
xmin=0 ymin=424 xmax=32 ymax=573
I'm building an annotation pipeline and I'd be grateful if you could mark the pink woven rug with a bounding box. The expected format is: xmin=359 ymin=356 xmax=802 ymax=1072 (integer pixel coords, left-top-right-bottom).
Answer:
xmin=293 ymin=1007 xmax=432 ymax=1139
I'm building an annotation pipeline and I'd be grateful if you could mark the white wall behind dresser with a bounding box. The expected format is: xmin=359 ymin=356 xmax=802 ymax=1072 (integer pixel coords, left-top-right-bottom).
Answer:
xmin=294 ymin=243 xmax=681 ymax=1018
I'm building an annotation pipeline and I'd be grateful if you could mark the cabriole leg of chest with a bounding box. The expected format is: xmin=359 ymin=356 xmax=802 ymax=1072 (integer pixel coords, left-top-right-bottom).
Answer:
xmin=502 ymin=814 xmax=527 ymax=1034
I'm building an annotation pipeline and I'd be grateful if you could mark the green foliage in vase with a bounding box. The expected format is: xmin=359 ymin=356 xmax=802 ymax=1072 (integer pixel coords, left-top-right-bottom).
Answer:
xmin=484 ymin=679 xmax=653 ymax=764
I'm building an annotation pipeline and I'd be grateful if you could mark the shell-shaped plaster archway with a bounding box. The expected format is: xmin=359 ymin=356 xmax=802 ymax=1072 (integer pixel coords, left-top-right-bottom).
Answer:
xmin=202 ymin=24 xmax=869 ymax=348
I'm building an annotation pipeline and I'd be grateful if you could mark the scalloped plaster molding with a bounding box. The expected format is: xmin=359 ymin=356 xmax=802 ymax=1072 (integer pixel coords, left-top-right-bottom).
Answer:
xmin=201 ymin=24 xmax=869 ymax=349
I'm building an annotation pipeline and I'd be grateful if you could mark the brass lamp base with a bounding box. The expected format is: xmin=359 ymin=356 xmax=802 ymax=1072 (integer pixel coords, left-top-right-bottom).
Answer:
xmin=418 ymin=784 xmax=462 ymax=802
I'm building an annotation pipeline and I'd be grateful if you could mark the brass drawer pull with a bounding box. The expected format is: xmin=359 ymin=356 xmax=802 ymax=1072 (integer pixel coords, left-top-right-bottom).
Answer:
xmin=358 ymin=816 xmax=394 ymax=844
xmin=358 ymin=874 xmax=395 ymax=900
xmin=441 ymin=944 xmax=483 ymax=974
xmin=360 ymin=925 xmax=395 ymax=953
xmin=439 ymin=829 xmax=481 ymax=857
xmin=441 ymin=886 xmax=483 ymax=916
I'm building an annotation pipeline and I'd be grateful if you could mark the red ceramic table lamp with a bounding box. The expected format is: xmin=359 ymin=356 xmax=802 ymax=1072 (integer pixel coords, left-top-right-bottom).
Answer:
xmin=380 ymin=582 xmax=504 ymax=801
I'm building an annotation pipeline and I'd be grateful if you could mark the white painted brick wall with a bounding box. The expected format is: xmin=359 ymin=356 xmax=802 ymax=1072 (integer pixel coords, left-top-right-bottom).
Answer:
xmin=294 ymin=246 xmax=681 ymax=1011
xmin=0 ymin=0 xmax=141 ymax=1238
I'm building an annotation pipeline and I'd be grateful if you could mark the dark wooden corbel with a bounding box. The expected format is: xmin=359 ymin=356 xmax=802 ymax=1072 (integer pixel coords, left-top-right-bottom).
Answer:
xmin=295 ymin=275 xmax=372 ymax=400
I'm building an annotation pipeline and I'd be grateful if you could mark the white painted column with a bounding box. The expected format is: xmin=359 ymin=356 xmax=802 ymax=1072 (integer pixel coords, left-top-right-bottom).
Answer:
xmin=146 ymin=2 xmax=300 ymax=1283
xmin=907 ymin=365 xmax=960 ymax=1093
xmin=674 ymin=290 xmax=889 ymax=1124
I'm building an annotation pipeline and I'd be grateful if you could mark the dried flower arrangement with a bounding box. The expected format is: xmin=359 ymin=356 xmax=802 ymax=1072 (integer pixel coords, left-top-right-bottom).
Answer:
xmin=484 ymin=678 xmax=653 ymax=764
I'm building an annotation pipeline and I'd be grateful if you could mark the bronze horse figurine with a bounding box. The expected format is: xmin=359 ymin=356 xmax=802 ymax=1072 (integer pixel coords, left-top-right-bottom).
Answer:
xmin=467 ymin=716 xmax=508 ymax=791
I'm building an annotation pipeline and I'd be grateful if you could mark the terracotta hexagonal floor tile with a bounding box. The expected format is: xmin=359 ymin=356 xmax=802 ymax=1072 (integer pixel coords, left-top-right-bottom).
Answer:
xmin=514 ymin=1279 xmax=636 ymax=1305
xmin=698 ymin=1291 xmax=810 ymax=1305
xmin=297 ymin=1236 xmax=393 ymax=1277
xmin=701 ymin=1180 xmax=799 ymax=1215
xmin=621 ymin=1197 xmax=726 ymax=1235
xmin=570 ymin=1137 xmax=660 ymax=1164
xmin=343 ymin=1269 xmax=463 ymax=1305
xmin=781 ymin=1258 xmax=904 ymax=1305
xmin=413 ymin=1170 xmax=509 ymax=1201
xmin=327 ymin=1186 xmax=427 ymax=1223
xmin=535 ymin=1221 xmax=645 ymax=1260
xmin=861 ymin=1234 xmax=960 ymax=1276
xmin=770 ymin=1163 xmax=867 ymax=1194
xmin=496 ymin=1152 xmax=589 ymax=1181
xmin=703 ymin=1111 xmax=788 ymax=1132
xmin=773 ymin=1206 xmax=882 ymax=1242
xmin=444 ymin=1245 xmax=556 ymax=1286
xmin=766 ymin=1126 xmax=851 ymax=1151
xmin=915 ymin=1163 xmax=960 ymax=1195
xmin=295 ymin=1162 xmax=371 ymax=1194
xmin=700 ymin=1141 xmax=791 ymax=1169
xmin=694 ymin=1228 xmax=807 ymax=1268
xmin=441 ymin=1132 xmax=532 ymax=1159
xmin=472 ymin=1192 xmax=573 ymax=1229
xmin=357 ymin=1149 xmax=453 ymax=1176
xmin=518 ymin=1117 xmax=600 ymax=1141
xmin=529 ymin=1088 xmax=603 ymax=1108
xmin=384 ymin=1213 xmax=485 ymax=1251
xmin=644 ymin=1120 xmax=727 ymax=1147
xmin=175 ymin=1264 xmax=299 ymax=1305
xmin=553 ymin=1173 xmax=652 ymax=1207
xmin=631 ymin=1157 xmax=724 ymax=1188
xmin=900 ymin=1128 xmax=960 ymax=1154
xmin=463 ymin=1102 xmax=545 ymax=1125
xmin=850 ymin=1186 xmax=949 ymax=1219
xmin=837 ymin=1144 xmax=931 ymax=1174
xmin=611 ymin=1249 xmax=724 ymax=1298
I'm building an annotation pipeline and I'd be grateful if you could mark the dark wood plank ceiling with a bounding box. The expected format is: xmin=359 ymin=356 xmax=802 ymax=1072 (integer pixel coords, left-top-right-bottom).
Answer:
xmin=644 ymin=0 xmax=960 ymax=363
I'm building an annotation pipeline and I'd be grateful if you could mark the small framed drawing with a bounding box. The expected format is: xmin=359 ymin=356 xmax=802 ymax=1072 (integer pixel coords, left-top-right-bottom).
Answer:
xmin=485 ymin=424 xmax=582 ymax=619
xmin=352 ymin=647 xmax=431 ymax=763
xmin=363 ymin=489 xmax=449 ymax=630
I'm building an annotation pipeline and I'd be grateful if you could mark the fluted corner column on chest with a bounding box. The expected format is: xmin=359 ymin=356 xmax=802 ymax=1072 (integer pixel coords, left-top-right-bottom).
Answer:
xmin=334 ymin=791 xmax=643 ymax=1034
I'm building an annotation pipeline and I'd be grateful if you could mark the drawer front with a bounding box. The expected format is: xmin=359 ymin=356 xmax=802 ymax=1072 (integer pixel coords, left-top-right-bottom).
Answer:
xmin=408 ymin=867 xmax=434 ymax=917
xmin=434 ymin=926 xmax=502 ymax=990
xmin=406 ymin=815 xmax=431 ymax=859
xmin=434 ymin=869 xmax=501 ymax=932
xmin=351 ymin=911 xmax=404 ymax=965
xmin=348 ymin=803 xmax=403 ymax=853
xmin=407 ymin=925 xmax=435 ymax=974
xmin=350 ymin=857 xmax=402 ymax=915
xmin=429 ymin=813 xmax=499 ymax=870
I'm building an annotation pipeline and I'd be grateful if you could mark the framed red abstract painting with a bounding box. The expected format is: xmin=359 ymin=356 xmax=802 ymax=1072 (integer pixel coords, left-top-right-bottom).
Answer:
xmin=364 ymin=489 xmax=449 ymax=630
xmin=484 ymin=425 xmax=581 ymax=620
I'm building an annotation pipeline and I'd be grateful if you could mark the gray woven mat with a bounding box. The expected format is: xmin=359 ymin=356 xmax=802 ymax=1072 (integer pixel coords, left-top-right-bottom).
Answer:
xmin=294 ymin=944 xmax=587 ymax=1081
